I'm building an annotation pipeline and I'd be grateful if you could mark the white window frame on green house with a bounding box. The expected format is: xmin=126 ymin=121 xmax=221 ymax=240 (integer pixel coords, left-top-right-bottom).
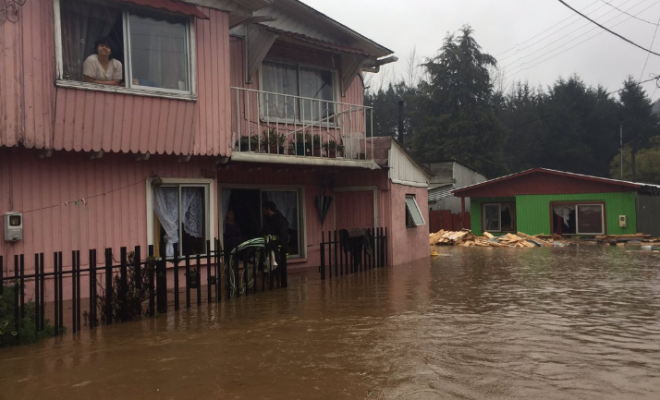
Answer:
xmin=483 ymin=202 xmax=516 ymax=233
xmin=405 ymin=194 xmax=425 ymax=228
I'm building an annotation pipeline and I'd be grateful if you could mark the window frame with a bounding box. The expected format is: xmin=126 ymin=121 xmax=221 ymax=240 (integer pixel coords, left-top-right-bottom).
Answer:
xmin=482 ymin=202 xmax=516 ymax=233
xmin=550 ymin=202 xmax=605 ymax=235
xmin=146 ymin=178 xmax=216 ymax=258
xmin=259 ymin=59 xmax=338 ymax=124
xmin=219 ymin=184 xmax=307 ymax=259
xmin=405 ymin=194 xmax=426 ymax=228
xmin=53 ymin=0 xmax=197 ymax=101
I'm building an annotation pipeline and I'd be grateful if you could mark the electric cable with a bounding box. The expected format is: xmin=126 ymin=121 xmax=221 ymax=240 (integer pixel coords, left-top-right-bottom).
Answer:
xmin=638 ymin=14 xmax=660 ymax=80
xmin=600 ymin=0 xmax=660 ymax=25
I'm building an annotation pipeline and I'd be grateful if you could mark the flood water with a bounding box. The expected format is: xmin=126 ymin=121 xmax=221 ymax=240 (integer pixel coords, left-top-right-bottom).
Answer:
xmin=3 ymin=245 xmax=660 ymax=399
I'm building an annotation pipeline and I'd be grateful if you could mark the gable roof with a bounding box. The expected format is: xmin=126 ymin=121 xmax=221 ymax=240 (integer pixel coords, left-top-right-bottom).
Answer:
xmin=453 ymin=168 xmax=660 ymax=197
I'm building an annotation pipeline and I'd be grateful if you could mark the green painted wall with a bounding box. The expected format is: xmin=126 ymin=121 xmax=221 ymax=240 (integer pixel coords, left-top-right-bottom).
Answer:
xmin=470 ymin=197 xmax=516 ymax=236
xmin=470 ymin=192 xmax=637 ymax=236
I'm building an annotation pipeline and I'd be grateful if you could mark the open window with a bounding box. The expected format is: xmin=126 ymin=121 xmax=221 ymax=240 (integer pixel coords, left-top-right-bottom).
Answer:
xmin=56 ymin=0 xmax=195 ymax=96
xmin=552 ymin=203 xmax=604 ymax=235
xmin=261 ymin=60 xmax=335 ymax=123
xmin=221 ymin=187 xmax=304 ymax=257
xmin=150 ymin=183 xmax=212 ymax=258
xmin=483 ymin=203 xmax=516 ymax=233
xmin=405 ymin=195 xmax=426 ymax=228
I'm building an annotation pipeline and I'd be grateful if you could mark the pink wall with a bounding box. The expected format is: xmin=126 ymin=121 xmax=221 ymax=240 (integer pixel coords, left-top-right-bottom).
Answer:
xmin=387 ymin=184 xmax=430 ymax=266
xmin=0 ymin=147 xmax=218 ymax=271
xmin=0 ymin=3 xmax=231 ymax=157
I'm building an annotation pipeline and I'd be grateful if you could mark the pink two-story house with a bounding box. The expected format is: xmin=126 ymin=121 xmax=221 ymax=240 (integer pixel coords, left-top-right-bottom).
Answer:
xmin=0 ymin=0 xmax=429 ymax=271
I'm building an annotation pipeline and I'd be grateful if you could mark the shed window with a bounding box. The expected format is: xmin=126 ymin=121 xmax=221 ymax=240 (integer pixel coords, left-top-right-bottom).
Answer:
xmin=57 ymin=0 xmax=194 ymax=95
xmin=405 ymin=195 xmax=425 ymax=228
xmin=553 ymin=203 xmax=604 ymax=235
xmin=261 ymin=60 xmax=335 ymax=122
xmin=483 ymin=203 xmax=516 ymax=233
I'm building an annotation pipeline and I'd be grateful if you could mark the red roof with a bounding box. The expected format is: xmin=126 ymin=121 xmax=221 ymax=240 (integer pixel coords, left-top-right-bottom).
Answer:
xmin=452 ymin=168 xmax=645 ymax=198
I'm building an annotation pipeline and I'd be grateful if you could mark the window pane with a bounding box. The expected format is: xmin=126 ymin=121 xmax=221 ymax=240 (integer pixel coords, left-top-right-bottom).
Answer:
xmin=300 ymin=67 xmax=334 ymax=121
xmin=405 ymin=195 xmax=425 ymax=226
xmin=501 ymin=203 xmax=516 ymax=232
xmin=577 ymin=205 xmax=603 ymax=234
xmin=181 ymin=187 xmax=206 ymax=255
xmin=262 ymin=62 xmax=298 ymax=119
xmin=484 ymin=204 xmax=500 ymax=231
xmin=60 ymin=0 xmax=123 ymax=82
xmin=129 ymin=12 xmax=189 ymax=91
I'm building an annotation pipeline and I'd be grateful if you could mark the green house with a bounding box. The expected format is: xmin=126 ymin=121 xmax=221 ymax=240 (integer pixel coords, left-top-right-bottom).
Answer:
xmin=452 ymin=168 xmax=660 ymax=237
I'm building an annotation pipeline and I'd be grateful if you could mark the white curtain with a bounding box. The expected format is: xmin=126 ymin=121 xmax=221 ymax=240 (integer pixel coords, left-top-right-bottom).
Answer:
xmin=182 ymin=188 xmax=204 ymax=239
xmin=262 ymin=61 xmax=298 ymax=119
xmin=153 ymin=187 xmax=179 ymax=257
xmin=265 ymin=191 xmax=297 ymax=230
xmin=553 ymin=206 xmax=573 ymax=227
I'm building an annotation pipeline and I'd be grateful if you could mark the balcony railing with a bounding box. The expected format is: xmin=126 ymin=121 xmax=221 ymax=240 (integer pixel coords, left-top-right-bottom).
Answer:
xmin=231 ymin=87 xmax=374 ymax=162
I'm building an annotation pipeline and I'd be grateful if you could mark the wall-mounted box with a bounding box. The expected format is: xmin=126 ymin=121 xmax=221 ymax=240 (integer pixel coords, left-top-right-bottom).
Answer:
xmin=4 ymin=212 xmax=23 ymax=242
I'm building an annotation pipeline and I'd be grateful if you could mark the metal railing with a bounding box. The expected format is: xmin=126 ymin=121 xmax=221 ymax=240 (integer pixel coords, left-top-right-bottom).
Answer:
xmin=319 ymin=227 xmax=388 ymax=280
xmin=231 ymin=87 xmax=375 ymax=161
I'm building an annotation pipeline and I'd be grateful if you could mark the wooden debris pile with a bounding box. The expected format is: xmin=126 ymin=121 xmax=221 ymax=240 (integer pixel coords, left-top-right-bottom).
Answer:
xmin=429 ymin=229 xmax=556 ymax=248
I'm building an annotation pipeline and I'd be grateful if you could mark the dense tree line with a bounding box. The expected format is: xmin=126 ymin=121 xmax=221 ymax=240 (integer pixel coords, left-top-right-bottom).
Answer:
xmin=365 ymin=26 xmax=660 ymax=182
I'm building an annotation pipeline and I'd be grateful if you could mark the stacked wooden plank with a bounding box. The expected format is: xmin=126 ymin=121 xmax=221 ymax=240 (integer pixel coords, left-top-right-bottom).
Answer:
xmin=429 ymin=230 xmax=556 ymax=248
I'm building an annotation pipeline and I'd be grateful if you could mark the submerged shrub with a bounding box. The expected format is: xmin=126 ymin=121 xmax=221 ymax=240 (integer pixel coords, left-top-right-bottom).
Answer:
xmin=0 ymin=284 xmax=59 ymax=348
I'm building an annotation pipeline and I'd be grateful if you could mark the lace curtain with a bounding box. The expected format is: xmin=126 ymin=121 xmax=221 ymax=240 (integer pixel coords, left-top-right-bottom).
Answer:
xmin=153 ymin=187 xmax=179 ymax=257
xmin=182 ymin=187 xmax=204 ymax=239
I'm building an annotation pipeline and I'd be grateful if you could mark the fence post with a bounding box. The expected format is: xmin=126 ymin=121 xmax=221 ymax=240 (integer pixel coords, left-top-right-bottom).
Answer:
xmin=134 ymin=246 xmax=142 ymax=292
xmin=14 ymin=256 xmax=19 ymax=343
xmin=206 ymin=240 xmax=212 ymax=302
xmin=34 ymin=254 xmax=40 ymax=333
xmin=0 ymin=255 xmax=3 ymax=297
xmin=89 ymin=249 xmax=97 ymax=328
xmin=119 ymin=247 xmax=128 ymax=322
xmin=320 ymin=231 xmax=325 ymax=280
xmin=215 ymin=239 xmax=221 ymax=302
xmin=156 ymin=258 xmax=167 ymax=314
xmin=76 ymin=251 xmax=81 ymax=332
xmin=173 ymin=246 xmax=180 ymax=311
xmin=105 ymin=248 xmax=113 ymax=325
xmin=58 ymin=252 xmax=63 ymax=332
xmin=148 ymin=245 xmax=155 ymax=317
xmin=53 ymin=252 xmax=59 ymax=334
xmin=72 ymin=251 xmax=77 ymax=333
xmin=196 ymin=254 xmax=202 ymax=306
xmin=185 ymin=254 xmax=191 ymax=308
xmin=39 ymin=253 xmax=45 ymax=331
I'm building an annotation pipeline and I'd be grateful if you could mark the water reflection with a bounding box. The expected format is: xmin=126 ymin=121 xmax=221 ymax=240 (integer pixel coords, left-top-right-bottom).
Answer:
xmin=2 ymin=246 xmax=660 ymax=399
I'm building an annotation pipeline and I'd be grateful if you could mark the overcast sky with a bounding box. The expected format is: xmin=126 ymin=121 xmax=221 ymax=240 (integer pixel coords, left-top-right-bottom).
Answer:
xmin=303 ymin=0 xmax=660 ymax=100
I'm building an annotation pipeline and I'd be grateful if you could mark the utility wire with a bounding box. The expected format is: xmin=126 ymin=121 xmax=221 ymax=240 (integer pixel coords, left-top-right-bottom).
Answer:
xmin=558 ymin=0 xmax=660 ymax=56
xmin=600 ymin=0 xmax=660 ymax=25
xmin=496 ymin=0 xmax=602 ymax=58
xmin=504 ymin=0 xmax=655 ymax=74
xmin=639 ymin=14 xmax=660 ymax=80
xmin=507 ymin=1 xmax=660 ymax=77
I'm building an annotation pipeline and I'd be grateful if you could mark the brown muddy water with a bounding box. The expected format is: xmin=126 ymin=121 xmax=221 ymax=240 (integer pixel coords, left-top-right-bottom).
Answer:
xmin=2 ymin=245 xmax=660 ymax=400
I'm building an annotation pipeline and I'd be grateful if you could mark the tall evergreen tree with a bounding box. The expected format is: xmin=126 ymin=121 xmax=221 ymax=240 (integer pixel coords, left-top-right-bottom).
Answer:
xmin=411 ymin=26 xmax=507 ymax=176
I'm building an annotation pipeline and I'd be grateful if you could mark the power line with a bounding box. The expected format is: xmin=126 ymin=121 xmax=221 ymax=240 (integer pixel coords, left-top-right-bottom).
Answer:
xmin=558 ymin=0 xmax=660 ymax=56
xmin=600 ymin=0 xmax=660 ymax=25
xmin=506 ymin=1 xmax=660 ymax=77
xmin=639 ymin=14 xmax=660 ymax=80
xmin=503 ymin=0 xmax=654 ymax=74
xmin=496 ymin=0 xmax=603 ymax=59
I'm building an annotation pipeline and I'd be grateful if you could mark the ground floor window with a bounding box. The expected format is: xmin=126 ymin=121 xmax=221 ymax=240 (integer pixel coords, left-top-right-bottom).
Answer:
xmin=483 ymin=203 xmax=516 ymax=233
xmin=222 ymin=187 xmax=303 ymax=257
xmin=405 ymin=195 xmax=425 ymax=228
xmin=552 ymin=203 xmax=604 ymax=235
xmin=150 ymin=182 xmax=211 ymax=257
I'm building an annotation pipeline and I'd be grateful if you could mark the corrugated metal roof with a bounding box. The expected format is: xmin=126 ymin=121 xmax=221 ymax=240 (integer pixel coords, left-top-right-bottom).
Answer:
xmin=429 ymin=184 xmax=454 ymax=201
xmin=453 ymin=167 xmax=660 ymax=196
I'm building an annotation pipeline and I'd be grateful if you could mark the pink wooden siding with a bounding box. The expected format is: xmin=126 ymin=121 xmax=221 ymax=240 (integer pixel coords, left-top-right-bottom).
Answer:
xmin=0 ymin=147 xmax=218 ymax=269
xmin=335 ymin=191 xmax=374 ymax=230
xmin=1 ymin=4 xmax=230 ymax=157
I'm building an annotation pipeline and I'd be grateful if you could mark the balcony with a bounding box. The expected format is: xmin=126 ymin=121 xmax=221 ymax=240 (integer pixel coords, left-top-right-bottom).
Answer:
xmin=230 ymin=87 xmax=377 ymax=168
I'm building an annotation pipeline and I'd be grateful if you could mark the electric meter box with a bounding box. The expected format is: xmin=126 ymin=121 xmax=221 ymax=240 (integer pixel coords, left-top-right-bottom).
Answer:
xmin=3 ymin=212 xmax=23 ymax=242
xmin=619 ymin=215 xmax=627 ymax=228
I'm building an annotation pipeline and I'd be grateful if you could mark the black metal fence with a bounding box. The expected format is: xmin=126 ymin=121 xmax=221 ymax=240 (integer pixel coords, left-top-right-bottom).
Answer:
xmin=0 ymin=238 xmax=286 ymax=345
xmin=319 ymin=227 xmax=388 ymax=279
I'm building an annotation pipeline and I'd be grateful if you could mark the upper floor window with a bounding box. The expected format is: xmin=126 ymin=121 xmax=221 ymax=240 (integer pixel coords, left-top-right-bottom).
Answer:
xmin=261 ymin=60 xmax=335 ymax=122
xmin=57 ymin=0 xmax=194 ymax=96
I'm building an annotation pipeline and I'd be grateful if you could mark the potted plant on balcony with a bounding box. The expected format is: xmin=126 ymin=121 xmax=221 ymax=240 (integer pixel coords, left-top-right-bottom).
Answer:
xmin=292 ymin=131 xmax=311 ymax=156
xmin=262 ymin=128 xmax=285 ymax=154
xmin=235 ymin=135 xmax=259 ymax=152
xmin=311 ymin=134 xmax=322 ymax=157
xmin=323 ymin=140 xmax=344 ymax=158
